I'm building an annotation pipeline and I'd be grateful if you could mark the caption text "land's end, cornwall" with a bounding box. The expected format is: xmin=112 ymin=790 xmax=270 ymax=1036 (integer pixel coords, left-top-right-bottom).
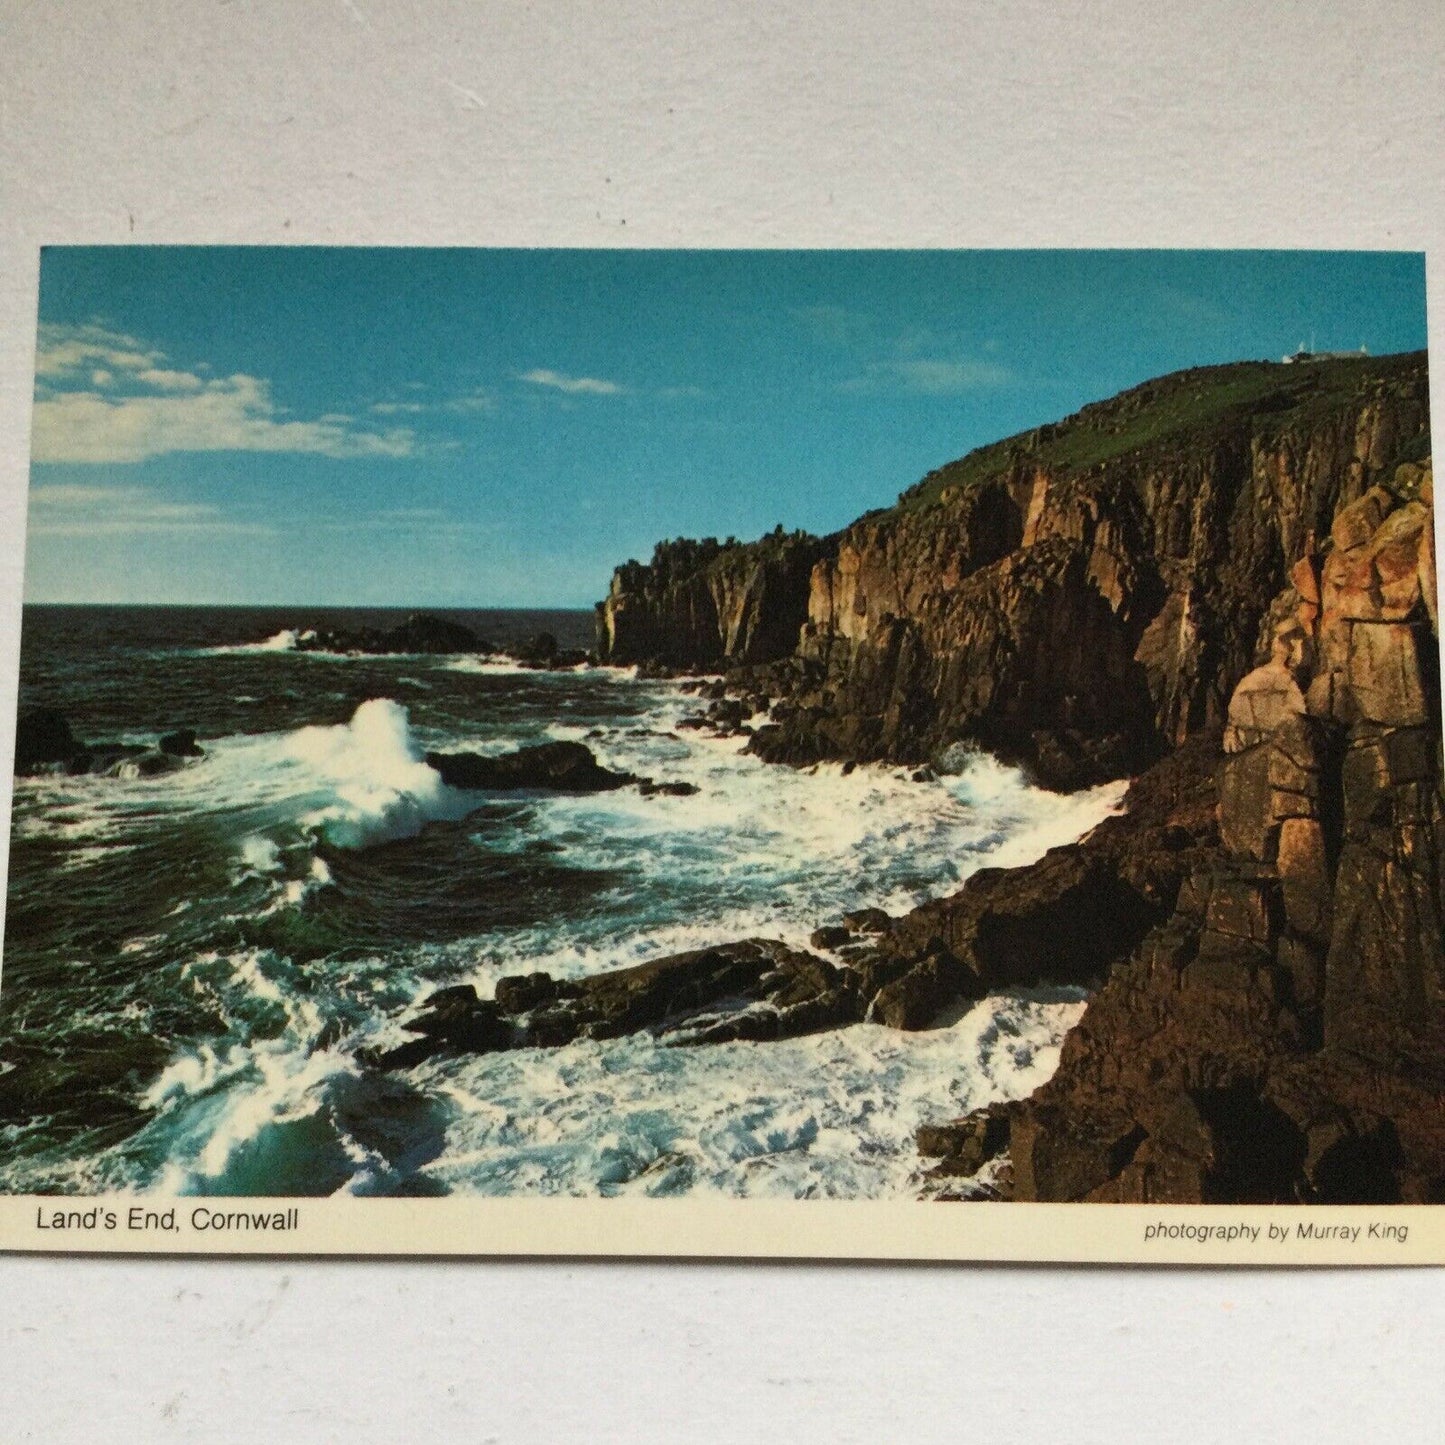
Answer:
xmin=35 ymin=1205 xmax=300 ymax=1235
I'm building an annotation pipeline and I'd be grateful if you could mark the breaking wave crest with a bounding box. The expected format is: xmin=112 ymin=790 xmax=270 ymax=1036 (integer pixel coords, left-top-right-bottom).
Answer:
xmin=278 ymin=698 xmax=474 ymax=848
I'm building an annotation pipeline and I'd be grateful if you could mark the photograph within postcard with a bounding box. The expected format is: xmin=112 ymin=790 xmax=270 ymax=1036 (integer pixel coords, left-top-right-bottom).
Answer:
xmin=2 ymin=248 xmax=1441 ymax=1243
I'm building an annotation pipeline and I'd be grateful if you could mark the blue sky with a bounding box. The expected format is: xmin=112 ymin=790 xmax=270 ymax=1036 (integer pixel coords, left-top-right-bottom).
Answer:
xmin=24 ymin=248 xmax=1429 ymax=607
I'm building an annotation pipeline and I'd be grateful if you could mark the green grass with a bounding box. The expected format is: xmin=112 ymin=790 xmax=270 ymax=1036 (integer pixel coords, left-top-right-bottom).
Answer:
xmin=892 ymin=352 xmax=1427 ymax=516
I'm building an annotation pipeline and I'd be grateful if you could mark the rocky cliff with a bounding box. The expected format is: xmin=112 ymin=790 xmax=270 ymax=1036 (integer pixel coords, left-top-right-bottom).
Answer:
xmin=918 ymin=458 xmax=1444 ymax=1203
xmin=595 ymin=528 xmax=831 ymax=668
xmin=736 ymin=354 xmax=1427 ymax=787
xmin=589 ymin=351 xmax=1441 ymax=1203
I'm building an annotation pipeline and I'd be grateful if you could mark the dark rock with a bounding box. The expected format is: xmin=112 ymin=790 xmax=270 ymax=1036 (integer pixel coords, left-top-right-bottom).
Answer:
xmin=385 ymin=614 xmax=481 ymax=653
xmin=293 ymin=612 xmax=484 ymax=656
xmin=509 ymin=631 xmax=557 ymax=664
xmin=373 ymin=984 xmax=513 ymax=1068
xmin=425 ymin=741 xmax=637 ymax=793
xmin=917 ymin=1105 xmax=1012 ymax=1177
xmin=494 ymin=972 xmax=559 ymax=1013
xmin=871 ymin=951 xmax=977 ymax=1030
xmin=708 ymin=699 xmax=751 ymax=729
xmin=159 ymin=728 xmax=203 ymax=758
xmin=375 ymin=939 xmax=858 ymax=1070
xmin=842 ymin=907 xmax=892 ymax=936
xmin=636 ymin=779 xmax=700 ymax=797
xmin=596 ymin=530 xmax=831 ymax=669
xmin=14 ymin=708 xmax=80 ymax=773
xmin=809 ymin=925 xmax=852 ymax=950
xmin=128 ymin=752 xmax=187 ymax=777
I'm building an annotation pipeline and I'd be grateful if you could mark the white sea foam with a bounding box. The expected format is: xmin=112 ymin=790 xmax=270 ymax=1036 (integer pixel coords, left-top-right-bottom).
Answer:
xmin=496 ymin=707 xmax=1126 ymax=938
xmin=188 ymin=698 xmax=478 ymax=850
xmin=190 ymin=627 xmax=315 ymax=657
xmin=400 ymin=989 xmax=1086 ymax=1198
xmin=278 ymin=698 xmax=467 ymax=847
xmin=237 ymin=835 xmax=283 ymax=875
xmin=125 ymin=982 xmax=1083 ymax=1200
xmin=444 ymin=655 xmax=538 ymax=677
xmin=445 ymin=656 xmax=610 ymax=679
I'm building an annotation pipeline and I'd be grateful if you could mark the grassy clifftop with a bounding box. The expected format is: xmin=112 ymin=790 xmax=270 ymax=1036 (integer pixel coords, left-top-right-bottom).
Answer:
xmin=893 ymin=351 xmax=1430 ymax=516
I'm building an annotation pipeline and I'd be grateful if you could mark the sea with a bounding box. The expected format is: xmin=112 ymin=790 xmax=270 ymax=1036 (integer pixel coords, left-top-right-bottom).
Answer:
xmin=1 ymin=605 xmax=1126 ymax=1199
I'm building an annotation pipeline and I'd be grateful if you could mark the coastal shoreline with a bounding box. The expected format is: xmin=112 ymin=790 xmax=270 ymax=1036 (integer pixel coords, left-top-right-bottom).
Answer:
xmin=581 ymin=351 xmax=1444 ymax=1204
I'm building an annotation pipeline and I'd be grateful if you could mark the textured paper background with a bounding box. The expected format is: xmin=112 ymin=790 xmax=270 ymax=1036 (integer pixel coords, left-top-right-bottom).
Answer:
xmin=2 ymin=1 xmax=1443 ymax=1439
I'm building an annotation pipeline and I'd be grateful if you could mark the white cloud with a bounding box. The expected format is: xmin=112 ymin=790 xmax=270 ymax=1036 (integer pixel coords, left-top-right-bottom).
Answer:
xmin=27 ymin=481 xmax=274 ymax=538
xmin=517 ymin=368 xmax=623 ymax=396
xmin=30 ymin=484 xmax=122 ymax=508
xmin=34 ymin=323 xmax=162 ymax=378
xmin=135 ymin=367 xmax=205 ymax=393
xmin=31 ymin=323 xmax=417 ymax=464
xmin=839 ymin=358 xmax=1013 ymax=395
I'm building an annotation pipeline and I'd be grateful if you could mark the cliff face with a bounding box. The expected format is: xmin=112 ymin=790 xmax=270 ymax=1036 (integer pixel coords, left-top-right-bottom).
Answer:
xmin=918 ymin=458 xmax=1444 ymax=1203
xmin=597 ymin=359 xmax=1429 ymax=788
xmin=754 ymin=354 xmax=1432 ymax=785
xmin=595 ymin=530 xmax=831 ymax=669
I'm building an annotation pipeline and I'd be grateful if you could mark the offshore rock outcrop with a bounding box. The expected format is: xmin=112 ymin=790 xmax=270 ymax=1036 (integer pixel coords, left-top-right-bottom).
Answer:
xmin=595 ymin=528 xmax=832 ymax=669
xmin=293 ymin=612 xmax=483 ymax=655
xmin=12 ymin=708 xmax=204 ymax=778
xmin=923 ymin=458 xmax=1444 ymax=1203
xmin=372 ymin=939 xmax=856 ymax=1070
xmin=425 ymin=740 xmax=637 ymax=793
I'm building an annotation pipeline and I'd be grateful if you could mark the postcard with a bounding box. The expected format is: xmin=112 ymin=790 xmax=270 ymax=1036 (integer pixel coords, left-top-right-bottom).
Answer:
xmin=1 ymin=247 xmax=1441 ymax=1262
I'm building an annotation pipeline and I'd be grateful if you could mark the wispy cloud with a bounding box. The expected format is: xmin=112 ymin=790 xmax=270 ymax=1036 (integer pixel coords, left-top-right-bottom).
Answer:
xmin=791 ymin=308 xmax=1014 ymax=395
xmin=517 ymin=368 xmax=624 ymax=396
xmin=27 ymin=481 xmax=274 ymax=538
xmin=31 ymin=322 xmax=417 ymax=464
xmin=838 ymin=358 xmax=1013 ymax=396
xmin=370 ymin=386 xmax=494 ymax=418
xmin=34 ymin=323 xmax=162 ymax=379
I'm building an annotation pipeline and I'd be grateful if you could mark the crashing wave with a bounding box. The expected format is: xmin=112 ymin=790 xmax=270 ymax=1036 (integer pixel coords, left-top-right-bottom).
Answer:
xmin=281 ymin=698 xmax=477 ymax=848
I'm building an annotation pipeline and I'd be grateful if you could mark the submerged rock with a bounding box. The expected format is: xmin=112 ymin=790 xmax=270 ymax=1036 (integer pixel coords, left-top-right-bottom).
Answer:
xmin=159 ymin=728 xmax=204 ymax=758
xmin=636 ymin=779 xmax=700 ymax=797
